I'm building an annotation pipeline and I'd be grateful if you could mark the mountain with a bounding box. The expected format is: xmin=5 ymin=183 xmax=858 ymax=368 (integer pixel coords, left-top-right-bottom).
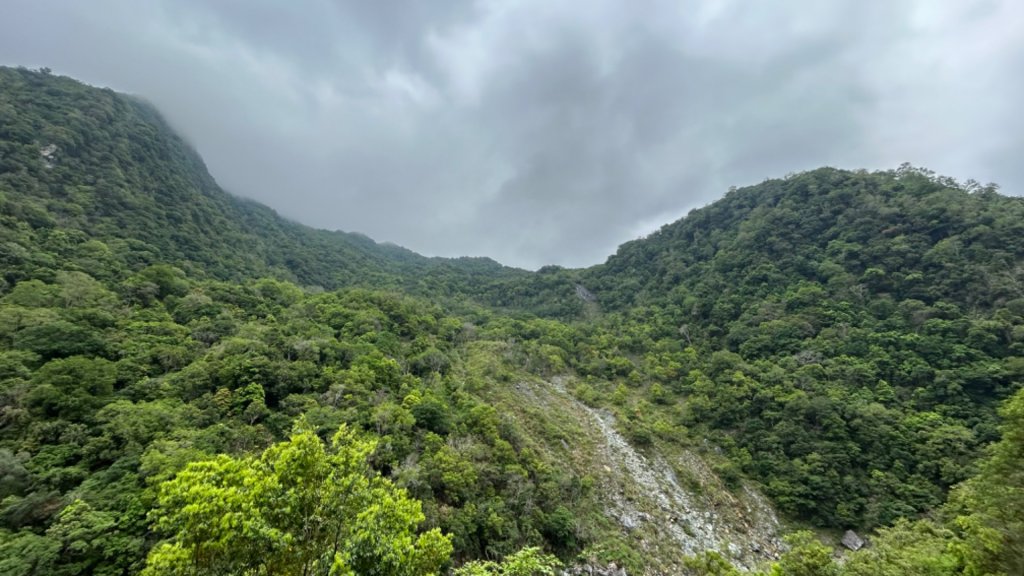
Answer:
xmin=1 ymin=67 xmax=1022 ymax=576
xmin=0 ymin=66 xmax=526 ymax=296
xmin=2 ymin=67 xmax=775 ymax=574
xmin=587 ymin=165 xmax=1024 ymax=312
xmin=568 ymin=167 xmax=1024 ymax=526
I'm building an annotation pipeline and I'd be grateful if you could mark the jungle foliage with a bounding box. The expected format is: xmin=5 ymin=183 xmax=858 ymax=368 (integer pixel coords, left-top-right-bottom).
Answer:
xmin=1 ymin=67 xmax=1022 ymax=575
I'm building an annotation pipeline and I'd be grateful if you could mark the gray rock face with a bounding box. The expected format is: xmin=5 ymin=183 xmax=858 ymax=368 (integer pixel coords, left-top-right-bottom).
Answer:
xmin=545 ymin=376 xmax=785 ymax=572
xmin=574 ymin=284 xmax=597 ymax=302
xmin=563 ymin=564 xmax=628 ymax=576
xmin=39 ymin=143 xmax=58 ymax=168
xmin=841 ymin=530 xmax=865 ymax=551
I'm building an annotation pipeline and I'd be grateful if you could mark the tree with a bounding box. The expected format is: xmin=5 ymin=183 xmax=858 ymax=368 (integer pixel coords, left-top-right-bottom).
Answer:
xmin=0 ymin=529 xmax=60 ymax=576
xmin=27 ymin=356 xmax=116 ymax=421
xmin=681 ymin=551 xmax=741 ymax=576
xmin=951 ymin=388 xmax=1024 ymax=576
xmin=453 ymin=546 xmax=561 ymax=576
xmin=142 ymin=421 xmax=452 ymax=576
xmin=45 ymin=499 xmax=140 ymax=576
xmin=769 ymin=531 xmax=837 ymax=576
xmin=841 ymin=519 xmax=958 ymax=576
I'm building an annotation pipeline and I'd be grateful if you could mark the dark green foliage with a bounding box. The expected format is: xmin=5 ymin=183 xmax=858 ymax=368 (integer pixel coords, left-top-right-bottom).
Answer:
xmin=3 ymin=66 xmax=1024 ymax=575
xmin=0 ymin=272 xmax=587 ymax=572
xmin=950 ymin=386 xmax=1024 ymax=575
xmin=682 ymin=387 xmax=1024 ymax=576
xmin=554 ymin=167 xmax=1024 ymax=528
xmin=0 ymin=66 xmax=531 ymax=302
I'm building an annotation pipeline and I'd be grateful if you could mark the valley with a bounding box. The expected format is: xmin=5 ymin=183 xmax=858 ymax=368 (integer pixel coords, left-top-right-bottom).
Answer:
xmin=0 ymin=66 xmax=1022 ymax=576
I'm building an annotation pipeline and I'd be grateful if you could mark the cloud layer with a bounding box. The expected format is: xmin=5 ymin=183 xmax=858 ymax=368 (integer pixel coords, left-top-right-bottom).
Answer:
xmin=3 ymin=1 xmax=1022 ymax=268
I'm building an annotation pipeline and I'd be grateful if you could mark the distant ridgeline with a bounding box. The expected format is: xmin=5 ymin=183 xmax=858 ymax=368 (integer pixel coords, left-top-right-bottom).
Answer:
xmin=0 ymin=66 xmax=533 ymax=297
xmin=1 ymin=66 xmax=1023 ymax=575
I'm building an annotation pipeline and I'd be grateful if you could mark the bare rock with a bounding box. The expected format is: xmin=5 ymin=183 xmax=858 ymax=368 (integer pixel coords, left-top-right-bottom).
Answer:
xmin=841 ymin=530 xmax=865 ymax=551
xmin=563 ymin=564 xmax=628 ymax=576
xmin=39 ymin=144 xmax=58 ymax=168
xmin=574 ymin=284 xmax=597 ymax=302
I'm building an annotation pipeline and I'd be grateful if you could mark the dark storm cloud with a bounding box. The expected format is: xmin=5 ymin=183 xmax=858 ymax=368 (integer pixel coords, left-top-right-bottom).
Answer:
xmin=2 ymin=1 xmax=1022 ymax=268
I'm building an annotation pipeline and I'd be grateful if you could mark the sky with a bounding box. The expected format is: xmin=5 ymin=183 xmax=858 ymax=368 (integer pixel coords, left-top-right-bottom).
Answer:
xmin=2 ymin=1 xmax=1022 ymax=269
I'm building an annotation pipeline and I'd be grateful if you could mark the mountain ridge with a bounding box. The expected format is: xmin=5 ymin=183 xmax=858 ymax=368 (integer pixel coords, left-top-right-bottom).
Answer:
xmin=0 ymin=66 xmax=527 ymax=296
xmin=2 ymin=66 xmax=1024 ymax=576
xmin=7 ymin=66 xmax=1022 ymax=318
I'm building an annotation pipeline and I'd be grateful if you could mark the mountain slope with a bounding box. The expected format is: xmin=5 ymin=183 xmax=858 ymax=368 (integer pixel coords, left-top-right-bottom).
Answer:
xmin=554 ymin=167 xmax=1024 ymax=528
xmin=3 ymin=66 xmax=1024 ymax=575
xmin=1 ymin=67 xmax=785 ymax=575
xmin=0 ymin=66 xmax=525 ymax=295
xmin=586 ymin=166 xmax=1024 ymax=312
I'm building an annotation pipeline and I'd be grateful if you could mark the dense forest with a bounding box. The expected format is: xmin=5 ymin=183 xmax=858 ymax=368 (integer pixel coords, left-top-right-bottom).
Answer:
xmin=0 ymin=66 xmax=1022 ymax=576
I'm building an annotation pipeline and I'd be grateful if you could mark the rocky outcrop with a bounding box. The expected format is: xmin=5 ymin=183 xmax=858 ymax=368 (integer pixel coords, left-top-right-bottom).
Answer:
xmin=39 ymin=143 xmax=57 ymax=168
xmin=841 ymin=530 xmax=864 ymax=551
xmin=546 ymin=376 xmax=785 ymax=572
xmin=563 ymin=564 xmax=629 ymax=576
xmin=575 ymin=284 xmax=597 ymax=302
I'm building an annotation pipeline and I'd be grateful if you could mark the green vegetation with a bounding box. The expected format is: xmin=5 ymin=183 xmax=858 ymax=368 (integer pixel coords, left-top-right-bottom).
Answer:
xmin=143 ymin=422 xmax=451 ymax=576
xmin=682 ymin=386 xmax=1024 ymax=575
xmin=1 ymin=66 xmax=1022 ymax=575
xmin=453 ymin=547 xmax=561 ymax=576
xmin=0 ymin=269 xmax=594 ymax=573
xmin=568 ymin=166 xmax=1024 ymax=528
xmin=0 ymin=67 xmax=529 ymax=300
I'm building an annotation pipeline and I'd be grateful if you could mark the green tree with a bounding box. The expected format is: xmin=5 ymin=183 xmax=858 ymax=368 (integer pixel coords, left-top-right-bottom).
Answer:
xmin=951 ymin=388 xmax=1024 ymax=576
xmin=0 ymin=529 xmax=60 ymax=576
xmin=682 ymin=551 xmax=742 ymax=576
xmin=46 ymin=499 xmax=141 ymax=576
xmin=143 ymin=421 xmax=452 ymax=576
xmin=770 ymin=531 xmax=837 ymax=576
xmin=26 ymin=356 xmax=116 ymax=421
xmin=841 ymin=519 xmax=958 ymax=576
xmin=453 ymin=546 xmax=561 ymax=576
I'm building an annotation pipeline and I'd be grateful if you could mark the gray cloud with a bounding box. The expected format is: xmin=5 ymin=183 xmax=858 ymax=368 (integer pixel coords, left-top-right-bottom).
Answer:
xmin=2 ymin=0 xmax=1022 ymax=268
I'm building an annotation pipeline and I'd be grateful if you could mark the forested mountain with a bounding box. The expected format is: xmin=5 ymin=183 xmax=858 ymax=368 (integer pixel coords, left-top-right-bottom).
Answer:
xmin=591 ymin=165 xmax=1022 ymax=313
xmin=568 ymin=167 xmax=1024 ymax=525
xmin=1 ymin=67 xmax=1022 ymax=576
xmin=0 ymin=67 xmax=527 ymax=297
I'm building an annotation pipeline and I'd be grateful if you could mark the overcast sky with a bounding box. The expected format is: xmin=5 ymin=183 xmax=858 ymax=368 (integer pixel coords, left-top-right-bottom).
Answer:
xmin=2 ymin=1 xmax=1022 ymax=269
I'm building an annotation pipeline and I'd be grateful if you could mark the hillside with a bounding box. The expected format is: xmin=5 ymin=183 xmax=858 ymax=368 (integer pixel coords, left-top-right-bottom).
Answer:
xmin=564 ymin=167 xmax=1024 ymax=527
xmin=588 ymin=165 xmax=1024 ymax=312
xmin=0 ymin=66 xmax=527 ymax=297
xmin=0 ymin=67 xmax=782 ymax=575
xmin=488 ymin=168 xmax=1024 ymax=531
xmin=1 ymin=67 xmax=1023 ymax=576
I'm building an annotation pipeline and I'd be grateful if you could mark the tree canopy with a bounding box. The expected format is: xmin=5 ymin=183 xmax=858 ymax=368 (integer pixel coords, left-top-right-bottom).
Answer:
xmin=143 ymin=422 xmax=452 ymax=576
xmin=1 ymin=66 xmax=1022 ymax=575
